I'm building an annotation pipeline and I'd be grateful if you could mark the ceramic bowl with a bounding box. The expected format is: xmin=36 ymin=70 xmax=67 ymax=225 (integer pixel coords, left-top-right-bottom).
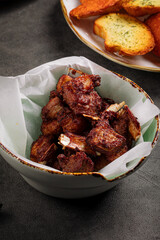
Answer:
xmin=0 ymin=57 xmax=159 ymax=199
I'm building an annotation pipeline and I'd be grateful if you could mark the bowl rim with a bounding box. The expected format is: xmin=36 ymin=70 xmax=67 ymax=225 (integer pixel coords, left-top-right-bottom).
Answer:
xmin=0 ymin=69 xmax=159 ymax=182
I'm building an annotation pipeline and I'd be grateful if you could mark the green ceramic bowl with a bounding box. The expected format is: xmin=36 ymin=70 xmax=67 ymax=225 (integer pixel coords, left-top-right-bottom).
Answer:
xmin=0 ymin=56 xmax=159 ymax=198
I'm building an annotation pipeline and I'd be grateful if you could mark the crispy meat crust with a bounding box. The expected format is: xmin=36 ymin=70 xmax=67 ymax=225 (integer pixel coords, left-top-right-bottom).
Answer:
xmin=58 ymin=110 xmax=88 ymax=134
xmin=56 ymin=75 xmax=73 ymax=95
xmin=57 ymin=152 xmax=94 ymax=172
xmin=41 ymin=119 xmax=62 ymax=136
xmin=42 ymin=94 xmax=89 ymax=136
xmin=86 ymin=119 xmax=126 ymax=154
xmin=41 ymin=96 xmax=64 ymax=120
xmin=30 ymin=135 xmax=57 ymax=164
xmin=94 ymin=144 xmax=128 ymax=171
xmin=62 ymin=82 xmax=102 ymax=116
xmin=123 ymin=105 xmax=141 ymax=141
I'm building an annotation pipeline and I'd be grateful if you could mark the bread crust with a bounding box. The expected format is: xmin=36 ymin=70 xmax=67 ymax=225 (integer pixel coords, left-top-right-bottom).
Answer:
xmin=70 ymin=0 xmax=122 ymax=19
xmin=122 ymin=0 xmax=160 ymax=16
xmin=94 ymin=13 xmax=155 ymax=56
xmin=145 ymin=13 xmax=160 ymax=57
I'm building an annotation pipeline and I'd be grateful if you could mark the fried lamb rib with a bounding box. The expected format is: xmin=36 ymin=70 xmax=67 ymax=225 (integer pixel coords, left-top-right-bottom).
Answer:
xmin=59 ymin=73 xmax=103 ymax=117
xmin=111 ymin=105 xmax=141 ymax=145
xmin=41 ymin=93 xmax=88 ymax=136
xmin=30 ymin=135 xmax=57 ymax=165
xmin=57 ymin=152 xmax=94 ymax=173
xmin=59 ymin=132 xmax=96 ymax=156
xmin=86 ymin=118 xmax=127 ymax=155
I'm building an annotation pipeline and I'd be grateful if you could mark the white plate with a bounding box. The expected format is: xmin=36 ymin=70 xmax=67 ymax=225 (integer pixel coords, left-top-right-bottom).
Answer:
xmin=60 ymin=0 xmax=160 ymax=72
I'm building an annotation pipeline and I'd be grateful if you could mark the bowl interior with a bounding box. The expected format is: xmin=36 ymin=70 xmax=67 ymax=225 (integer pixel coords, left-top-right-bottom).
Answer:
xmin=0 ymin=57 xmax=159 ymax=181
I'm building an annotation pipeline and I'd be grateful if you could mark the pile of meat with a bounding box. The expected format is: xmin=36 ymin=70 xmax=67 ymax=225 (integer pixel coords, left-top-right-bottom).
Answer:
xmin=30 ymin=68 xmax=141 ymax=173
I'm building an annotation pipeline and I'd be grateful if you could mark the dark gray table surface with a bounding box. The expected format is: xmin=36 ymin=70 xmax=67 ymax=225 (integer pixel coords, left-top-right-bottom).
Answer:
xmin=0 ymin=0 xmax=160 ymax=239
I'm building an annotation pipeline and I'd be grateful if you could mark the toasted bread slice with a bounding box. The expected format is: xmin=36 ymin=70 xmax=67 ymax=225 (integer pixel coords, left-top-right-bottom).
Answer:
xmin=70 ymin=0 xmax=122 ymax=19
xmin=94 ymin=13 xmax=155 ymax=56
xmin=145 ymin=13 xmax=160 ymax=57
xmin=122 ymin=0 xmax=160 ymax=17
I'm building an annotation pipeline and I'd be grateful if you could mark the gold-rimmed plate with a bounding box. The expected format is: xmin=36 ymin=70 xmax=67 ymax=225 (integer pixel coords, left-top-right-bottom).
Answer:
xmin=60 ymin=0 xmax=160 ymax=72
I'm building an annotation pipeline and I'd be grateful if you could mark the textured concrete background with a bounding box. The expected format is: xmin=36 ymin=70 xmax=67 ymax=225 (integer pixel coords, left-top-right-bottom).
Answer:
xmin=0 ymin=0 xmax=160 ymax=239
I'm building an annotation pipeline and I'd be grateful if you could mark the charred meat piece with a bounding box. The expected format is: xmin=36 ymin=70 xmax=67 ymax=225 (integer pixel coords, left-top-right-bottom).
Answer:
xmin=94 ymin=144 xmax=128 ymax=171
xmin=49 ymin=90 xmax=58 ymax=99
xmin=41 ymin=95 xmax=64 ymax=137
xmin=56 ymin=75 xmax=73 ymax=95
xmin=101 ymin=110 xmax=117 ymax=122
xmin=42 ymin=93 xmax=88 ymax=136
xmin=86 ymin=119 xmax=126 ymax=154
xmin=61 ymin=114 xmax=88 ymax=134
xmin=110 ymin=106 xmax=132 ymax=148
xmin=101 ymin=99 xmax=111 ymax=113
xmin=110 ymin=109 xmax=128 ymax=137
xmin=57 ymin=108 xmax=89 ymax=134
xmin=111 ymin=105 xmax=141 ymax=144
xmin=105 ymin=144 xmax=128 ymax=162
xmin=82 ymin=102 xmax=119 ymax=127
xmin=124 ymin=105 xmax=141 ymax=141
xmin=69 ymin=74 xmax=101 ymax=93
xmin=59 ymin=132 xmax=96 ymax=156
xmin=57 ymin=151 xmax=94 ymax=172
xmin=41 ymin=119 xmax=62 ymax=136
xmin=82 ymin=101 xmax=125 ymax=123
xmin=51 ymin=159 xmax=62 ymax=171
xmin=30 ymin=135 xmax=57 ymax=165
xmin=56 ymin=68 xmax=90 ymax=96
xmin=96 ymin=101 xmax=126 ymax=122
xmin=62 ymin=83 xmax=102 ymax=116
xmin=60 ymin=73 xmax=102 ymax=116
xmin=41 ymin=96 xmax=64 ymax=121
xmin=100 ymin=102 xmax=140 ymax=149
xmin=94 ymin=154 xmax=111 ymax=172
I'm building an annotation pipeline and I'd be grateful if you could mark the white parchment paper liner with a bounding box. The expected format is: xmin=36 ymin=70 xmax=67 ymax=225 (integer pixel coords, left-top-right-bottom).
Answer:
xmin=0 ymin=56 xmax=159 ymax=179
